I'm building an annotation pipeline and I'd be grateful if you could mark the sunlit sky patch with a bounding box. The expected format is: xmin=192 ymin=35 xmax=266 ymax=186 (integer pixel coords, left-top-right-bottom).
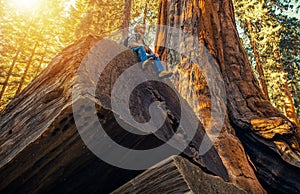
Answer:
xmin=9 ymin=0 xmax=41 ymax=12
xmin=274 ymin=0 xmax=300 ymax=19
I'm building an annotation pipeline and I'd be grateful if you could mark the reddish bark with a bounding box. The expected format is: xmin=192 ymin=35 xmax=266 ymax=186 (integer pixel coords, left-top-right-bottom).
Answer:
xmin=156 ymin=0 xmax=300 ymax=193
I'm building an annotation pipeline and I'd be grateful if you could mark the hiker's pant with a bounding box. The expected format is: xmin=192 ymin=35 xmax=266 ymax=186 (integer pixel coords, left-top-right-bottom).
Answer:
xmin=132 ymin=46 xmax=164 ymax=73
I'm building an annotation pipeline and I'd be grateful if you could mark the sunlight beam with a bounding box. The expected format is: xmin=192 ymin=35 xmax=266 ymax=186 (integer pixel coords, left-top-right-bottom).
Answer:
xmin=10 ymin=0 xmax=41 ymax=12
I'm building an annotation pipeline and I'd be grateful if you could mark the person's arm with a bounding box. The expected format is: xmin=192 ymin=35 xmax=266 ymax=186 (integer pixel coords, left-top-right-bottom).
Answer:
xmin=142 ymin=39 xmax=154 ymax=54
xmin=130 ymin=41 xmax=144 ymax=48
xmin=143 ymin=40 xmax=160 ymax=57
xmin=145 ymin=45 xmax=153 ymax=54
xmin=128 ymin=34 xmax=143 ymax=48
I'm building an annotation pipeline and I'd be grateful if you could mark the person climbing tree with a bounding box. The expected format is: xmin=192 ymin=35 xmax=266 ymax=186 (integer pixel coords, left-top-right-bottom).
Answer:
xmin=128 ymin=25 xmax=172 ymax=78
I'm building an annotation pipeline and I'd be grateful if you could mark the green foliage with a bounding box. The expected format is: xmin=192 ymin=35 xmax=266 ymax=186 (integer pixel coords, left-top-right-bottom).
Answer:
xmin=278 ymin=16 xmax=300 ymax=119
xmin=0 ymin=0 xmax=160 ymax=110
xmin=0 ymin=0 xmax=73 ymax=109
xmin=68 ymin=0 xmax=159 ymax=39
xmin=233 ymin=0 xmax=300 ymax=121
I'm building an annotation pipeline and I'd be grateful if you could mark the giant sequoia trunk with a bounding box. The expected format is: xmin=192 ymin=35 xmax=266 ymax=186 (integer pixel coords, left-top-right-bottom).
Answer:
xmin=0 ymin=0 xmax=299 ymax=193
xmin=0 ymin=36 xmax=245 ymax=193
xmin=156 ymin=0 xmax=300 ymax=193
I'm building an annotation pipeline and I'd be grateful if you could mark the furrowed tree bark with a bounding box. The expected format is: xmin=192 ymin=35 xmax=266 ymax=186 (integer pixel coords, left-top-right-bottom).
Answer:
xmin=0 ymin=36 xmax=236 ymax=193
xmin=112 ymin=156 xmax=246 ymax=194
xmin=0 ymin=1 xmax=299 ymax=193
xmin=156 ymin=0 xmax=300 ymax=193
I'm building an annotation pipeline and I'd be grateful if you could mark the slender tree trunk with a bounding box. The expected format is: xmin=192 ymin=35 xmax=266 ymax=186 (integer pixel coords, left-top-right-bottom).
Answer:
xmin=274 ymin=51 xmax=299 ymax=125
xmin=283 ymin=83 xmax=299 ymax=124
xmin=157 ymin=0 xmax=300 ymax=193
xmin=35 ymin=53 xmax=47 ymax=77
xmin=15 ymin=42 xmax=39 ymax=95
xmin=0 ymin=13 xmax=36 ymax=101
xmin=15 ymin=26 xmax=43 ymax=95
xmin=247 ymin=20 xmax=270 ymax=100
xmin=143 ymin=0 xmax=149 ymax=25
xmin=120 ymin=0 xmax=132 ymax=41
xmin=34 ymin=41 xmax=50 ymax=77
xmin=0 ymin=49 xmax=21 ymax=101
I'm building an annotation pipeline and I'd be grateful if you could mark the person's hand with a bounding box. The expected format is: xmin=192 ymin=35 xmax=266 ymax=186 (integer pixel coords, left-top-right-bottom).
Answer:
xmin=154 ymin=53 xmax=159 ymax=58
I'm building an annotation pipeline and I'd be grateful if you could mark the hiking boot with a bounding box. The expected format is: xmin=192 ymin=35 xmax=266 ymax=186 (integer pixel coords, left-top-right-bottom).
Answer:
xmin=158 ymin=71 xmax=173 ymax=79
xmin=141 ymin=57 xmax=153 ymax=69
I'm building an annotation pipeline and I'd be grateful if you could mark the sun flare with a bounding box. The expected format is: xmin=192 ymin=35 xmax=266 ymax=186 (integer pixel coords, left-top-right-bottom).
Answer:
xmin=10 ymin=0 xmax=41 ymax=12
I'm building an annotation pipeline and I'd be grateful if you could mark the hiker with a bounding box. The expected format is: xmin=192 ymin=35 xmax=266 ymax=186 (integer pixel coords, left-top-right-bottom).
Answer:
xmin=127 ymin=25 xmax=172 ymax=78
